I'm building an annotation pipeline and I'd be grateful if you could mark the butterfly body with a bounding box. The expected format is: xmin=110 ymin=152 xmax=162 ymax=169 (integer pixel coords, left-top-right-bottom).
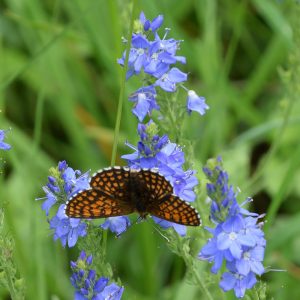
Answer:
xmin=127 ymin=170 xmax=149 ymax=216
xmin=65 ymin=167 xmax=201 ymax=226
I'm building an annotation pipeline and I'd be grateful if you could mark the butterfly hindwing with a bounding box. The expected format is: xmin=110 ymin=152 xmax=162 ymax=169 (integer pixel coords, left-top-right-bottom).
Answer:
xmin=65 ymin=189 xmax=134 ymax=219
xmin=148 ymin=194 xmax=201 ymax=226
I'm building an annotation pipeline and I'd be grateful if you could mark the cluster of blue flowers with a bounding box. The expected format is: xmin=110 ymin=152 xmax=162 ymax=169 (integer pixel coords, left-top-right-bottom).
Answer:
xmin=118 ymin=12 xmax=209 ymax=122
xmin=39 ymin=162 xmax=125 ymax=298
xmin=117 ymin=12 xmax=209 ymax=236
xmin=198 ymin=157 xmax=266 ymax=298
xmin=0 ymin=129 xmax=11 ymax=151
xmin=39 ymin=161 xmax=90 ymax=247
xmin=70 ymin=251 xmax=124 ymax=300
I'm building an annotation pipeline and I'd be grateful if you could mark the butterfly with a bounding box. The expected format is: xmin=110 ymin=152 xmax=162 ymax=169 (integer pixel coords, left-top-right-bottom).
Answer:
xmin=65 ymin=166 xmax=201 ymax=226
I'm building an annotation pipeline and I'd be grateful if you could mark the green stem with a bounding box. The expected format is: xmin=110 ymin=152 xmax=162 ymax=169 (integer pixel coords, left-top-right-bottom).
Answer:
xmin=192 ymin=268 xmax=214 ymax=300
xmin=179 ymin=241 xmax=213 ymax=299
xmin=110 ymin=0 xmax=137 ymax=166
xmin=102 ymin=0 xmax=137 ymax=257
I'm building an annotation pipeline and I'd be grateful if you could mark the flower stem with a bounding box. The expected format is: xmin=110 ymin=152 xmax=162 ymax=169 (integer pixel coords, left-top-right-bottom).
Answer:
xmin=103 ymin=0 xmax=137 ymax=257
xmin=192 ymin=267 xmax=214 ymax=300
xmin=110 ymin=1 xmax=137 ymax=167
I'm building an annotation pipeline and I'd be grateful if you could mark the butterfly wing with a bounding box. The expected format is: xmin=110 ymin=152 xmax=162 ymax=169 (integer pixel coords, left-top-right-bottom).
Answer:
xmin=134 ymin=169 xmax=200 ymax=225
xmin=148 ymin=194 xmax=201 ymax=226
xmin=135 ymin=169 xmax=173 ymax=199
xmin=65 ymin=189 xmax=134 ymax=219
xmin=90 ymin=167 xmax=131 ymax=202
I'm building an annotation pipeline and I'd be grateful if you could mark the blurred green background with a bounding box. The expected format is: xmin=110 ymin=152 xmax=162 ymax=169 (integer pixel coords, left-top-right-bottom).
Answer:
xmin=1 ymin=0 xmax=300 ymax=299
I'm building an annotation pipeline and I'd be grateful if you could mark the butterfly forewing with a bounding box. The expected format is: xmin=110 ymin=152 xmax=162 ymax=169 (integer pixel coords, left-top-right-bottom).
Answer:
xmin=90 ymin=167 xmax=131 ymax=202
xmin=136 ymin=169 xmax=173 ymax=200
xmin=66 ymin=189 xmax=134 ymax=219
xmin=148 ymin=194 xmax=201 ymax=226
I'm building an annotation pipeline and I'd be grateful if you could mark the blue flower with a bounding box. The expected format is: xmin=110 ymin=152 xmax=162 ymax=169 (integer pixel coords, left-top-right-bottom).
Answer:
xmin=99 ymin=283 xmax=124 ymax=300
xmin=41 ymin=187 xmax=57 ymax=216
xmin=50 ymin=205 xmax=87 ymax=247
xmin=152 ymin=216 xmax=186 ymax=236
xmin=118 ymin=12 xmax=186 ymax=85
xmin=118 ymin=34 xmax=150 ymax=79
xmin=235 ymin=245 xmax=265 ymax=276
xmin=186 ymin=90 xmax=209 ymax=116
xmin=220 ymin=266 xmax=257 ymax=298
xmin=40 ymin=161 xmax=90 ymax=212
xmin=144 ymin=33 xmax=186 ymax=78
xmin=139 ymin=11 xmax=163 ymax=32
xmin=71 ymin=251 xmax=124 ymax=300
xmin=154 ymin=67 xmax=187 ymax=92
xmin=38 ymin=161 xmax=90 ymax=247
xmin=216 ymin=214 xmax=256 ymax=259
xmin=101 ymin=216 xmax=131 ymax=236
xmin=129 ymin=86 xmax=159 ymax=122
xmin=0 ymin=129 xmax=11 ymax=150
xmin=62 ymin=166 xmax=90 ymax=197
xmin=199 ymin=230 xmax=232 ymax=274
xmin=198 ymin=158 xmax=266 ymax=298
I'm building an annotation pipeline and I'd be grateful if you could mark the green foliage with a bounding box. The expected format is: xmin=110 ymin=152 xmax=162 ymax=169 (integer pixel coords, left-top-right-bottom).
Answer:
xmin=1 ymin=0 xmax=300 ymax=299
xmin=0 ymin=209 xmax=25 ymax=299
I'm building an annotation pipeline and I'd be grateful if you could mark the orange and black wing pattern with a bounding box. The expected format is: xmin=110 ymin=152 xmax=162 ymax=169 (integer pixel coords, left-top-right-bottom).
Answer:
xmin=136 ymin=168 xmax=201 ymax=226
xmin=90 ymin=166 xmax=131 ymax=202
xmin=65 ymin=167 xmax=133 ymax=219
xmin=135 ymin=168 xmax=173 ymax=200
xmin=65 ymin=189 xmax=134 ymax=219
xmin=148 ymin=193 xmax=201 ymax=226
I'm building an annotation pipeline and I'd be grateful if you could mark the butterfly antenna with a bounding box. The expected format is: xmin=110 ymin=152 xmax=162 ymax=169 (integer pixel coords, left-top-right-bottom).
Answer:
xmin=149 ymin=221 xmax=170 ymax=243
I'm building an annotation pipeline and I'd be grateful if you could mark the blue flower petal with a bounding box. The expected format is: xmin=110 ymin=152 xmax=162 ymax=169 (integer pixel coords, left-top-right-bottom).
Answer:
xmin=220 ymin=272 xmax=236 ymax=291
xmin=0 ymin=129 xmax=11 ymax=150
xmin=152 ymin=216 xmax=186 ymax=236
xmin=187 ymin=90 xmax=209 ymax=116
xmin=150 ymin=15 xmax=164 ymax=31
xmin=235 ymin=258 xmax=250 ymax=276
xmin=101 ymin=283 xmax=124 ymax=300
xmin=94 ymin=277 xmax=109 ymax=293
xmin=74 ymin=291 xmax=88 ymax=300
xmin=101 ymin=216 xmax=130 ymax=235
xmin=41 ymin=192 xmax=57 ymax=216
